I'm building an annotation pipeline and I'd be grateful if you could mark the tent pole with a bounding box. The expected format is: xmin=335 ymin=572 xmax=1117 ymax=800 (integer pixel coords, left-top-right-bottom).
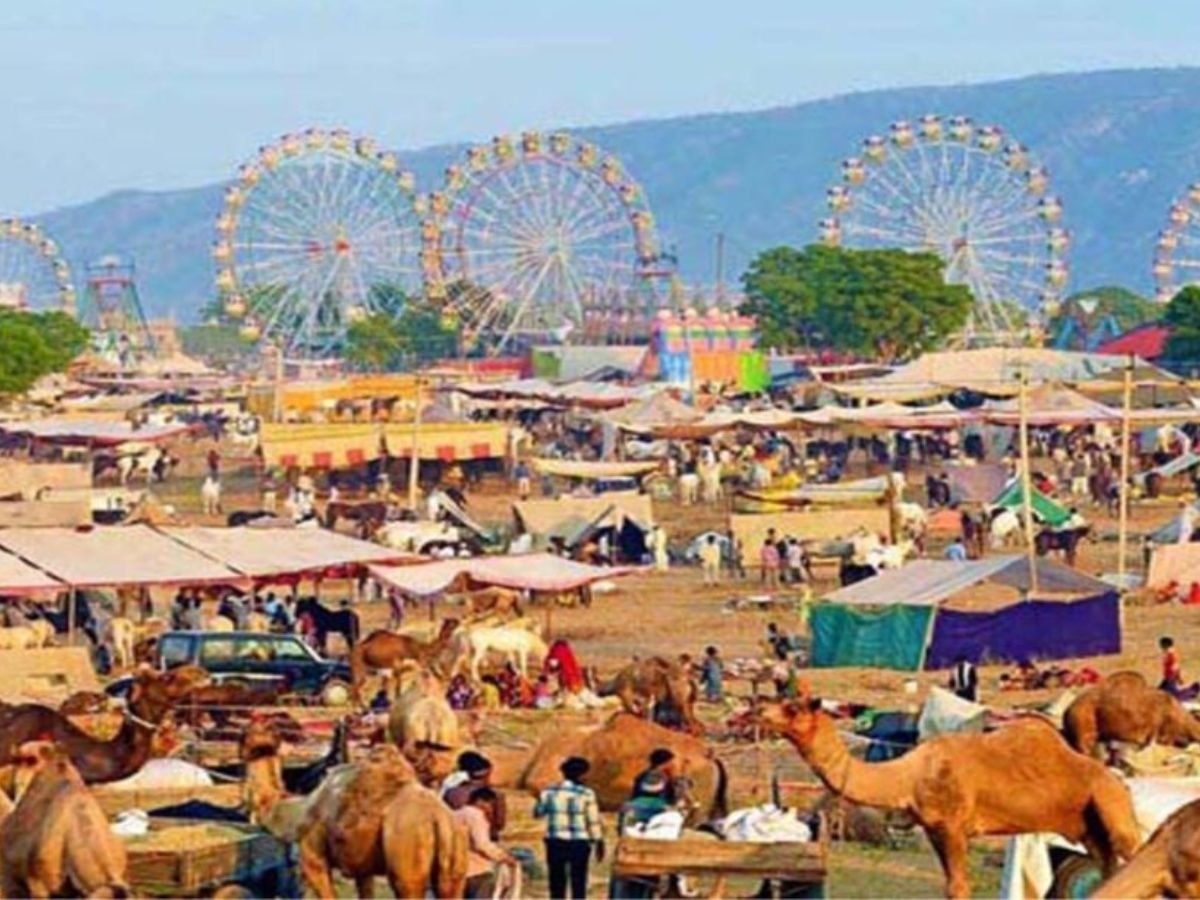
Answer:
xmin=1018 ymin=373 xmax=1039 ymax=594
xmin=67 ymin=586 xmax=76 ymax=644
xmin=1117 ymin=357 xmax=1134 ymax=589
xmin=408 ymin=377 xmax=423 ymax=513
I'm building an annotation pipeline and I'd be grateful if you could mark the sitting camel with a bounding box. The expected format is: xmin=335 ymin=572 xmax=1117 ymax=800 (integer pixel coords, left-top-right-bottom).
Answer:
xmin=386 ymin=669 xmax=461 ymax=752
xmin=0 ymin=742 xmax=129 ymax=898
xmin=595 ymin=655 xmax=701 ymax=734
xmin=1094 ymin=798 xmax=1200 ymax=898
xmin=760 ymin=692 xmax=1140 ymax=898
xmin=508 ymin=711 xmax=728 ymax=825
xmin=1063 ymin=670 xmax=1200 ymax=757
xmin=243 ymin=722 xmax=466 ymax=899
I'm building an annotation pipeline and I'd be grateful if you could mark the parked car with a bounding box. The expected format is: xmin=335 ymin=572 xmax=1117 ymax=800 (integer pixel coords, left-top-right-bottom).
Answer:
xmin=152 ymin=631 xmax=353 ymax=705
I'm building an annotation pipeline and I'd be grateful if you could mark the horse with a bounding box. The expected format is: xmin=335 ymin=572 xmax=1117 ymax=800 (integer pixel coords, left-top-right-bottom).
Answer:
xmin=1036 ymin=525 xmax=1090 ymax=566
xmin=296 ymin=597 xmax=360 ymax=654
xmin=325 ymin=500 xmax=389 ymax=537
xmin=989 ymin=508 xmax=1023 ymax=549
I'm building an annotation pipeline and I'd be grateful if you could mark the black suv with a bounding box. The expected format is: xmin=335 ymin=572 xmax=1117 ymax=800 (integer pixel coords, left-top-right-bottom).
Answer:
xmin=154 ymin=631 xmax=353 ymax=705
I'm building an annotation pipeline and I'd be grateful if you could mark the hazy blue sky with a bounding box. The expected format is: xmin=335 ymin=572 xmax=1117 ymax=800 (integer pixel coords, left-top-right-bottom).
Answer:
xmin=3 ymin=0 xmax=1197 ymax=213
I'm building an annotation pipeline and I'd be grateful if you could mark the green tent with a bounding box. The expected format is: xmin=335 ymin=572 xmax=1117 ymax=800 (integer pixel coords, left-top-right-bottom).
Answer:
xmin=810 ymin=603 xmax=935 ymax=670
xmin=991 ymin=480 xmax=1071 ymax=528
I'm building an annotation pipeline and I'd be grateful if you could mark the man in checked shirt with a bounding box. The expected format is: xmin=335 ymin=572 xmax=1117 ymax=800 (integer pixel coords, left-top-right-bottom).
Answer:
xmin=534 ymin=756 xmax=605 ymax=898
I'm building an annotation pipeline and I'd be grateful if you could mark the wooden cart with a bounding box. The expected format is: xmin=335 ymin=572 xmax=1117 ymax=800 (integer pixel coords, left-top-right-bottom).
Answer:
xmin=123 ymin=818 xmax=297 ymax=898
xmin=613 ymin=832 xmax=828 ymax=899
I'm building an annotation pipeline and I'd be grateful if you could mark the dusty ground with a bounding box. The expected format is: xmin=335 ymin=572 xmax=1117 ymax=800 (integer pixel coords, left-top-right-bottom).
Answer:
xmin=144 ymin=443 xmax=1199 ymax=897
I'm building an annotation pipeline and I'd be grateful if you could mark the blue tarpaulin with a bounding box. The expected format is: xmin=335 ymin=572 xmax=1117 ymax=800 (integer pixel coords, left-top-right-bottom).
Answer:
xmin=924 ymin=591 xmax=1121 ymax=669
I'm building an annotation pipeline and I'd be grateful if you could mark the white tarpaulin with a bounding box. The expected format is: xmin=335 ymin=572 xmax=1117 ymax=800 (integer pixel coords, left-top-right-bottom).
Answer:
xmin=369 ymin=552 xmax=636 ymax=597
xmin=160 ymin=526 xmax=412 ymax=578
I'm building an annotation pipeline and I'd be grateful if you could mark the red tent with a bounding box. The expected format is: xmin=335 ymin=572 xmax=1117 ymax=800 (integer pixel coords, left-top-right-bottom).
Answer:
xmin=1096 ymin=324 xmax=1171 ymax=361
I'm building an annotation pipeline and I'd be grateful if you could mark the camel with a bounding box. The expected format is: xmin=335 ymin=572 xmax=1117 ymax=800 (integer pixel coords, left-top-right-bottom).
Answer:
xmin=1094 ymin=798 xmax=1200 ymax=898
xmin=0 ymin=743 xmax=129 ymax=898
xmin=511 ymin=711 xmax=728 ymax=824
xmin=596 ymin=655 xmax=701 ymax=734
xmin=0 ymin=626 xmax=38 ymax=650
xmin=759 ymin=694 xmax=1141 ymax=898
xmin=350 ymin=618 xmax=460 ymax=703
xmin=0 ymin=667 xmax=207 ymax=783
xmin=386 ymin=670 xmax=460 ymax=752
xmin=242 ymin=722 xmax=466 ymax=899
xmin=1063 ymin=670 xmax=1200 ymax=757
xmin=461 ymin=586 xmax=523 ymax=620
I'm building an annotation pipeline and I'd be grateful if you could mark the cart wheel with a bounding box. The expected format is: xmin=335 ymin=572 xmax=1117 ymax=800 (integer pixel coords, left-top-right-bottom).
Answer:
xmin=210 ymin=883 xmax=254 ymax=899
xmin=321 ymin=678 xmax=352 ymax=707
xmin=1048 ymin=854 xmax=1103 ymax=899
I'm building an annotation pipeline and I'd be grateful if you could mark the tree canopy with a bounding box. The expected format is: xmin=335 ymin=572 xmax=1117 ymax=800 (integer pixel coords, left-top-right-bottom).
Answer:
xmin=344 ymin=305 xmax=460 ymax=371
xmin=1163 ymin=285 xmax=1200 ymax=366
xmin=1054 ymin=285 xmax=1160 ymax=332
xmin=739 ymin=244 xmax=973 ymax=359
xmin=0 ymin=310 xmax=91 ymax=396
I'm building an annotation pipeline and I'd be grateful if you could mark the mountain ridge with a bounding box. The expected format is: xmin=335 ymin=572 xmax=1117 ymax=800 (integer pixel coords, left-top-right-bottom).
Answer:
xmin=29 ymin=66 xmax=1200 ymax=320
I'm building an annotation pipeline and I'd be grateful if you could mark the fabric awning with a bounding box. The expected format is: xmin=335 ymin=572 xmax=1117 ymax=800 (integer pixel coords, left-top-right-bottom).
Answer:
xmin=822 ymin=555 xmax=1112 ymax=607
xmin=0 ymin=549 xmax=64 ymax=595
xmin=531 ymin=459 xmax=660 ymax=479
xmin=159 ymin=526 xmax=415 ymax=579
xmin=259 ymin=421 xmax=509 ymax=469
xmin=2 ymin=418 xmax=192 ymax=446
xmin=369 ymin=552 xmax=635 ymax=597
xmin=513 ymin=494 xmax=654 ymax=542
xmin=0 ymin=526 xmax=241 ymax=588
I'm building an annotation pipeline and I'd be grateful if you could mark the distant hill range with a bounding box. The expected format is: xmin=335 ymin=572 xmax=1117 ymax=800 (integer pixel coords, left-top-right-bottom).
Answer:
xmin=31 ymin=67 xmax=1200 ymax=321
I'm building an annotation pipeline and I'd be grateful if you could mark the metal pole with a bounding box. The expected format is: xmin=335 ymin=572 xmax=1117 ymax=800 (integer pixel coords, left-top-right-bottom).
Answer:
xmin=715 ymin=232 xmax=726 ymax=305
xmin=1018 ymin=374 xmax=1039 ymax=594
xmin=408 ymin=377 xmax=423 ymax=512
xmin=1117 ymin=357 xmax=1134 ymax=585
xmin=67 ymin=587 xmax=76 ymax=644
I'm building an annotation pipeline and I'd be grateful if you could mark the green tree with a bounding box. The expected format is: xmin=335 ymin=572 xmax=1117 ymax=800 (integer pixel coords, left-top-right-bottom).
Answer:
xmin=0 ymin=316 xmax=53 ymax=395
xmin=1163 ymin=285 xmax=1200 ymax=366
xmin=23 ymin=310 xmax=90 ymax=370
xmin=345 ymin=313 xmax=406 ymax=371
xmin=739 ymin=244 xmax=972 ymax=359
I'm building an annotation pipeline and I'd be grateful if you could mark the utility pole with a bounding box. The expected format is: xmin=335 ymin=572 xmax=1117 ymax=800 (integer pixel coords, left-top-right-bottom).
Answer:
xmin=715 ymin=231 xmax=726 ymax=305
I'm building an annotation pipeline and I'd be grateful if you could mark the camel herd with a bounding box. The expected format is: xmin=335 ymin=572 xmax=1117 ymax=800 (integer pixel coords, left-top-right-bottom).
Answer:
xmin=3 ymin=639 xmax=1200 ymax=897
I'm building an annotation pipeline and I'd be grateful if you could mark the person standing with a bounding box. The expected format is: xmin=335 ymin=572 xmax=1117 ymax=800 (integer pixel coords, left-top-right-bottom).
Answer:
xmin=949 ymin=656 xmax=978 ymax=703
xmin=760 ymin=539 xmax=780 ymax=589
xmin=652 ymin=525 xmax=669 ymax=573
xmin=699 ymin=534 xmax=721 ymax=586
xmin=515 ymin=459 xmax=532 ymax=500
xmin=535 ymin=756 xmax=604 ymax=899
xmin=699 ymin=645 xmax=725 ymax=702
xmin=445 ymin=752 xmax=507 ymax=840
xmin=1161 ymin=636 xmax=1183 ymax=693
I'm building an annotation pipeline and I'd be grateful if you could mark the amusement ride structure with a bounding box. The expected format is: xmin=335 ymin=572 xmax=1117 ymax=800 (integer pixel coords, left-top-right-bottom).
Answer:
xmin=424 ymin=130 xmax=668 ymax=354
xmin=79 ymin=255 xmax=155 ymax=366
xmin=819 ymin=115 xmax=1069 ymax=343
xmin=0 ymin=218 xmax=75 ymax=314
xmin=1152 ymin=184 xmax=1200 ymax=302
xmin=213 ymin=128 xmax=430 ymax=356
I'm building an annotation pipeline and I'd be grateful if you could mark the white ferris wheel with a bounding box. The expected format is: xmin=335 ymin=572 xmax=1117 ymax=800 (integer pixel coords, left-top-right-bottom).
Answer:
xmin=819 ymin=115 xmax=1068 ymax=341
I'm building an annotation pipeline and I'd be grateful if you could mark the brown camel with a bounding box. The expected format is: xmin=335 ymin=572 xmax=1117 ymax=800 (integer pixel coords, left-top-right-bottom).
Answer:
xmin=596 ymin=655 xmax=701 ymax=734
xmin=0 ymin=667 xmax=205 ymax=783
xmin=760 ymin=694 xmax=1140 ymax=898
xmin=1094 ymin=798 xmax=1200 ymax=898
xmin=243 ymin=722 xmax=466 ymax=899
xmin=511 ymin=711 xmax=728 ymax=824
xmin=1063 ymin=670 xmax=1200 ymax=756
xmin=0 ymin=743 xmax=129 ymax=898
xmin=462 ymin=586 xmax=523 ymax=619
xmin=350 ymin=618 xmax=460 ymax=703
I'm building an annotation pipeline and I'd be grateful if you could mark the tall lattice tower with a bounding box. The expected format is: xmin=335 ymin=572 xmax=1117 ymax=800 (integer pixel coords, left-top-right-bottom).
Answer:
xmin=80 ymin=255 xmax=155 ymax=366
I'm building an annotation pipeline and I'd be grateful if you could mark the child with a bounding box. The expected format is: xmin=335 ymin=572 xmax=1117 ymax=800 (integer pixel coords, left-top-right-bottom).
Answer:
xmin=700 ymin=645 xmax=724 ymax=702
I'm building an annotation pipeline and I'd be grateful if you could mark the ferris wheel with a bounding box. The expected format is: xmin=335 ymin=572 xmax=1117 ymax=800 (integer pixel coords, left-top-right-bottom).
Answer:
xmin=0 ymin=218 xmax=76 ymax=315
xmin=426 ymin=131 xmax=661 ymax=353
xmin=819 ymin=115 xmax=1068 ymax=341
xmin=213 ymin=128 xmax=430 ymax=356
xmin=1151 ymin=184 xmax=1200 ymax=302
